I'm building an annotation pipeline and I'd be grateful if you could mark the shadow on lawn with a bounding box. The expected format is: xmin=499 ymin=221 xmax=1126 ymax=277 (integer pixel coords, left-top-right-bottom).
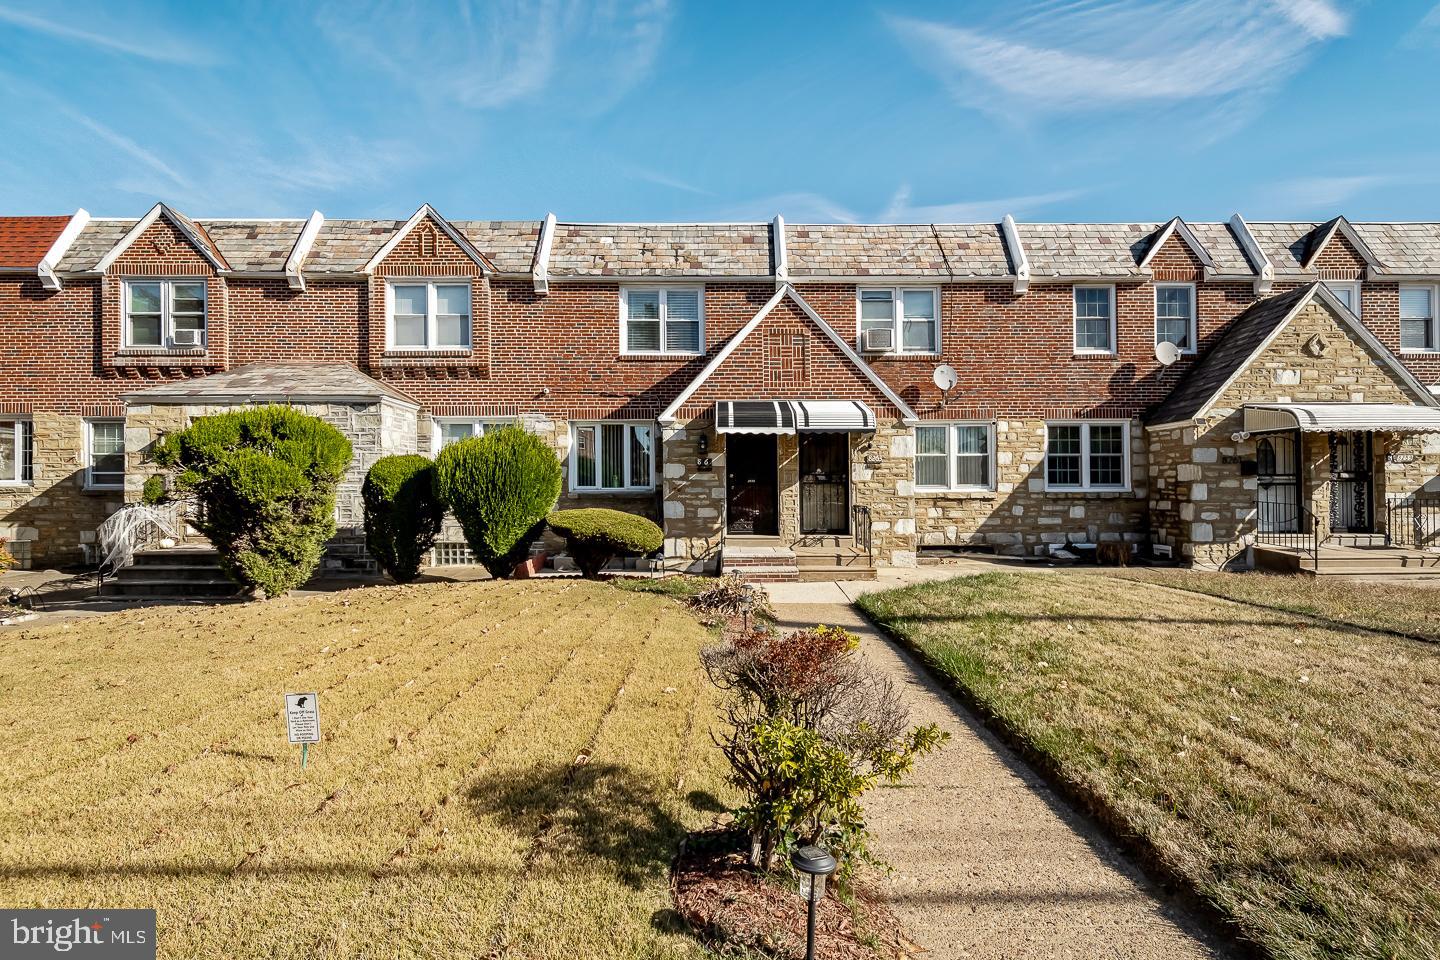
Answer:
xmin=888 ymin=611 xmax=1301 ymax=630
xmin=467 ymin=761 xmax=708 ymax=891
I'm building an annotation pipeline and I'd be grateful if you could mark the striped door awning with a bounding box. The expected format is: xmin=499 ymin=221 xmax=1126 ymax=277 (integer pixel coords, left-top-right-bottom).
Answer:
xmin=713 ymin=400 xmax=875 ymax=434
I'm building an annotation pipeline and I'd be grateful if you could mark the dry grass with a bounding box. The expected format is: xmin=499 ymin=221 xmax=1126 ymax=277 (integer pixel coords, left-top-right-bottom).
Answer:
xmin=1106 ymin=567 xmax=1440 ymax=642
xmin=857 ymin=572 xmax=1440 ymax=960
xmin=0 ymin=581 xmax=731 ymax=959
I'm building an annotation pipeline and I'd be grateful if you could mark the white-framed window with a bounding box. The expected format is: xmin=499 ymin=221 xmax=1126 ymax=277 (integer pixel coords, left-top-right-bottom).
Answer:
xmin=0 ymin=419 xmax=34 ymax=486
xmin=433 ymin=418 xmax=516 ymax=451
xmin=620 ymin=287 xmax=703 ymax=355
xmin=570 ymin=422 xmax=655 ymax=492
xmin=914 ymin=422 xmax=994 ymax=491
xmin=1154 ymin=283 xmax=1196 ymax=354
xmin=1323 ymin=280 xmax=1362 ymax=317
xmin=85 ymin=419 xmax=125 ymax=490
xmin=1045 ymin=421 xmax=1130 ymax=491
xmin=123 ymin=279 xmax=206 ymax=349
xmin=1400 ymin=285 xmax=1438 ymax=352
xmin=387 ymin=280 xmax=471 ymax=350
xmin=857 ymin=286 xmax=940 ymax=354
xmin=1073 ymin=285 xmax=1116 ymax=354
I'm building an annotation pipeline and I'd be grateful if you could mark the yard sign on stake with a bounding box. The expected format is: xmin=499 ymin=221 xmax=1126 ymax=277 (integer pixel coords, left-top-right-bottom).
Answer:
xmin=284 ymin=693 xmax=320 ymax=767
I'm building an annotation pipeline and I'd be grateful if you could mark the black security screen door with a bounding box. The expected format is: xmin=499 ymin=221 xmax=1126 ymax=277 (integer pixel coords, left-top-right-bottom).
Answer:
xmin=1330 ymin=431 xmax=1373 ymax=532
xmin=726 ymin=434 xmax=778 ymax=535
xmin=1256 ymin=431 xmax=1300 ymax=533
xmin=799 ymin=433 xmax=849 ymax=535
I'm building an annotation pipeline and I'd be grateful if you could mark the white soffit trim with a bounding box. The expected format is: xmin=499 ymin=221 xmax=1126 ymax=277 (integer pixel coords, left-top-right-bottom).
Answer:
xmin=1188 ymin=283 xmax=1440 ymax=422
xmin=772 ymin=214 xmax=788 ymax=290
xmin=1000 ymin=215 xmax=1029 ymax=294
xmin=1138 ymin=216 xmax=1216 ymax=274
xmin=37 ymin=208 xmax=89 ymax=290
xmin=532 ymin=212 xmax=556 ymax=294
xmin=1300 ymin=215 xmax=1382 ymax=273
xmin=361 ymin=203 xmax=496 ymax=275
xmin=95 ymin=202 xmax=228 ymax=274
xmin=1229 ymin=214 xmax=1274 ymax=294
xmin=657 ymin=284 xmax=919 ymax=425
xmin=284 ymin=211 xmax=325 ymax=292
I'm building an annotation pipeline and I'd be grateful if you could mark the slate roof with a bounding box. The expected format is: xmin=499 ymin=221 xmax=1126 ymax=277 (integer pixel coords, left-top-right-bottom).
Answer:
xmin=547 ymin=223 xmax=773 ymax=277
xmin=55 ymin=219 xmax=134 ymax=272
xmin=1147 ymin=285 xmax=1317 ymax=425
xmin=1352 ymin=223 xmax=1440 ymax=274
xmin=197 ymin=220 xmax=305 ymax=273
xmin=784 ymin=224 xmax=1012 ymax=278
xmin=453 ymin=220 xmax=542 ymax=275
xmin=1018 ymin=222 xmax=1162 ymax=278
xmin=1186 ymin=222 xmax=1256 ymax=274
xmin=1245 ymin=222 xmax=1320 ymax=273
xmin=122 ymin=362 xmax=419 ymax=406
xmin=0 ymin=216 xmax=71 ymax=269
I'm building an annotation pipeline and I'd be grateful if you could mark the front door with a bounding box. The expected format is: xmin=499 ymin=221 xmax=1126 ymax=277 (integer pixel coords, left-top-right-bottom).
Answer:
xmin=1329 ymin=431 xmax=1373 ymax=532
xmin=726 ymin=434 xmax=778 ymax=535
xmin=1256 ymin=431 xmax=1300 ymax=532
xmin=799 ymin=433 xmax=849 ymax=535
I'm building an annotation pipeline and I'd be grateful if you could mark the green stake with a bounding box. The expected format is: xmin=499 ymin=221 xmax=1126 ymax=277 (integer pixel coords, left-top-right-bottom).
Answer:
xmin=301 ymin=742 xmax=308 ymax=768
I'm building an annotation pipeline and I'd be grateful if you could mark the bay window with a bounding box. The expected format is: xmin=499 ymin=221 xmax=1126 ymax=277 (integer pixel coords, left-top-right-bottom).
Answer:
xmin=621 ymin=287 xmax=703 ymax=355
xmin=1400 ymin=285 xmax=1438 ymax=351
xmin=915 ymin=423 xmax=994 ymax=491
xmin=1073 ymin=286 xmax=1116 ymax=354
xmin=570 ymin=422 xmax=655 ymax=491
xmin=0 ymin=420 xmax=33 ymax=485
xmin=857 ymin=287 xmax=939 ymax=354
xmin=85 ymin=419 xmax=125 ymax=489
xmin=388 ymin=280 xmax=471 ymax=350
xmin=1154 ymin=283 xmax=1196 ymax=354
xmin=124 ymin=279 xmax=206 ymax=348
xmin=1046 ymin=421 xmax=1129 ymax=491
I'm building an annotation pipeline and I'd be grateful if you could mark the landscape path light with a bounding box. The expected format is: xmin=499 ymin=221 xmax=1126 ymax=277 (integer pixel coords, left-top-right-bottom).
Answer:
xmin=790 ymin=843 xmax=837 ymax=960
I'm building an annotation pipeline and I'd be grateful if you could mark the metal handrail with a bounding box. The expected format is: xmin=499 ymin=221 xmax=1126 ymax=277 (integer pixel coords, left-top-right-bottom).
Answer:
xmin=1254 ymin=498 xmax=1323 ymax=569
xmin=1385 ymin=494 xmax=1440 ymax=550
xmin=851 ymin=504 xmax=873 ymax=566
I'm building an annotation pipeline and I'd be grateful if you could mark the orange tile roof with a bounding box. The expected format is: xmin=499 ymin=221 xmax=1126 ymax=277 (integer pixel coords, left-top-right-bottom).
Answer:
xmin=0 ymin=216 xmax=71 ymax=269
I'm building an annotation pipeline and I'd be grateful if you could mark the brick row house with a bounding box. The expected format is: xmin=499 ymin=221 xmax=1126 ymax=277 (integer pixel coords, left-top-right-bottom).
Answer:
xmin=1 ymin=203 xmax=1438 ymax=574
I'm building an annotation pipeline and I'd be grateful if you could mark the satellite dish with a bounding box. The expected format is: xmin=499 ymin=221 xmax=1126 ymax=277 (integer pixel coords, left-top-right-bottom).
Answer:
xmin=1155 ymin=341 xmax=1182 ymax=366
xmin=932 ymin=364 xmax=958 ymax=392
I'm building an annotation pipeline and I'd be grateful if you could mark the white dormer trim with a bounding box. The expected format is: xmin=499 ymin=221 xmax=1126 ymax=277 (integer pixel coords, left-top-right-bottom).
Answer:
xmin=532 ymin=212 xmax=556 ymax=294
xmin=1301 ymin=215 xmax=1382 ymax=274
xmin=658 ymin=284 xmax=919 ymax=425
xmin=37 ymin=208 xmax=90 ymax=291
xmin=1229 ymin=214 xmax=1274 ymax=295
xmin=1138 ymin=216 xmax=1216 ymax=275
xmin=361 ymin=203 xmax=495 ymax=275
xmin=95 ymin=202 xmax=229 ymax=274
xmin=284 ymin=211 xmax=325 ymax=292
xmin=772 ymin=214 xmax=788 ymax=290
xmin=1000 ymin=215 xmax=1029 ymax=294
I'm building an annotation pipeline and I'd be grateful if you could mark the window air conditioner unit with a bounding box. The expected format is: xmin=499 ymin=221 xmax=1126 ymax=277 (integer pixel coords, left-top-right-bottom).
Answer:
xmin=861 ymin=327 xmax=894 ymax=352
xmin=171 ymin=328 xmax=202 ymax=347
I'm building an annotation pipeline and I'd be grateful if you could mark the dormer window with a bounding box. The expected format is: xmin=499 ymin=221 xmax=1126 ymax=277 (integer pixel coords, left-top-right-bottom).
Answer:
xmin=387 ymin=280 xmax=471 ymax=350
xmin=124 ymin=280 xmax=206 ymax=349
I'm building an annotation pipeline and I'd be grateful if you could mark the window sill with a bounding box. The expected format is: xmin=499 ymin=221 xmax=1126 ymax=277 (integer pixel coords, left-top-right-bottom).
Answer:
xmin=116 ymin=347 xmax=209 ymax=358
xmin=382 ymin=349 xmax=473 ymax=357
xmin=618 ymin=352 xmax=703 ymax=360
xmin=1072 ymin=350 xmax=1118 ymax=358
xmin=915 ymin=488 xmax=995 ymax=498
xmin=861 ymin=352 xmax=941 ymax=360
xmin=1400 ymin=348 xmax=1440 ymax=355
xmin=569 ymin=488 xmax=656 ymax=496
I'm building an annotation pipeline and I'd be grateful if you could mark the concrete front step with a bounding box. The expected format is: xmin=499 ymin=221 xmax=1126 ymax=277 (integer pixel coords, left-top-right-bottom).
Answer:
xmin=721 ymin=564 xmax=800 ymax=583
xmin=113 ymin=563 xmax=231 ymax=582
xmin=794 ymin=552 xmax=872 ymax=567
xmin=798 ymin=565 xmax=877 ymax=581
xmin=102 ymin=579 xmax=244 ymax=598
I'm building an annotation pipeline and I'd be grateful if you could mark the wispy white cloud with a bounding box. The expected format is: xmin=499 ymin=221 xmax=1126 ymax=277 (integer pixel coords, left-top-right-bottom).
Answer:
xmin=0 ymin=4 xmax=215 ymax=65
xmin=52 ymin=104 xmax=190 ymax=191
xmin=1401 ymin=3 xmax=1440 ymax=47
xmin=1274 ymin=174 xmax=1388 ymax=207
xmin=888 ymin=1 xmax=1347 ymax=114
xmin=719 ymin=192 xmax=861 ymax=223
xmin=316 ymin=0 xmax=671 ymax=112
xmin=624 ymin=166 xmax=712 ymax=196
xmin=881 ymin=184 xmax=1086 ymax=222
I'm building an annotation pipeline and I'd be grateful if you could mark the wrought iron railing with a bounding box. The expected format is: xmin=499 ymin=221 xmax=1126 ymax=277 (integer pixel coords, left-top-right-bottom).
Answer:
xmin=1385 ymin=494 xmax=1440 ymax=550
xmin=851 ymin=504 xmax=873 ymax=566
xmin=1254 ymin=497 xmax=1323 ymax=568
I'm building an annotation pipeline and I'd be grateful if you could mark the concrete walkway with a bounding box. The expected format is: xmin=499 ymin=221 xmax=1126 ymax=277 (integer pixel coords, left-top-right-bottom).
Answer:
xmin=764 ymin=577 xmax=1235 ymax=960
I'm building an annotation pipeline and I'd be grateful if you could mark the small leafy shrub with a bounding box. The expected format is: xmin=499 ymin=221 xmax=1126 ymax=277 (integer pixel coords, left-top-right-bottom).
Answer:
xmin=702 ymin=624 xmax=947 ymax=873
xmin=434 ymin=425 xmax=561 ymax=579
xmin=150 ymin=405 xmax=352 ymax=598
xmin=363 ymin=454 xmax=445 ymax=583
xmin=0 ymin=538 xmax=16 ymax=572
xmin=686 ymin=574 xmax=775 ymax=625
xmin=546 ymin=508 xmax=662 ymax=579
xmin=141 ymin=474 xmax=168 ymax=505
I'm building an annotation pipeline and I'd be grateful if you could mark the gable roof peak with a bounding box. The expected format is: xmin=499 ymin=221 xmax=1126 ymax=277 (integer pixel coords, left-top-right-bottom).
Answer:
xmin=361 ymin=203 xmax=497 ymax=275
xmin=94 ymin=202 xmax=231 ymax=274
xmin=1301 ymin=214 xmax=1381 ymax=272
xmin=1137 ymin=216 xmax=1216 ymax=273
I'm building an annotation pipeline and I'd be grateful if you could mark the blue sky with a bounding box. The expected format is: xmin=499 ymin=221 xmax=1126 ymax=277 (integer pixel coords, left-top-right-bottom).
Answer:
xmin=1 ymin=0 xmax=1438 ymax=222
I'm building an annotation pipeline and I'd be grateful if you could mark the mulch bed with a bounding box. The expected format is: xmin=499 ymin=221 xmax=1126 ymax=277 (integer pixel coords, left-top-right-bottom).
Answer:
xmin=672 ymin=829 xmax=918 ymax=960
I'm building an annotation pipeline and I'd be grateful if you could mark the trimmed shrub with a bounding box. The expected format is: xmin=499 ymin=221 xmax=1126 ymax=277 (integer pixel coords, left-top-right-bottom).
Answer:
xmin=151 ymin=405 xmax=352 ymax=598
xmin=141 ymin=474 xmax=168 ymax=505
xmin=433 ymin=425 xmax=561 ymax=579
xmin=546 ymin=508 xmax=663 ymax=579
xmin=363 ymin=455 xmax=444 ymax=583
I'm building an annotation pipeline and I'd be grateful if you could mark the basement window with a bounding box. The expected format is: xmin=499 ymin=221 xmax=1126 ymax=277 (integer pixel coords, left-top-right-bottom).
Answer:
xmin=434 ymin=418 xmax=516 ymax=450
xmin=0 ymin=420 xmax=33 ymax=485
xmin=570 ymin=422 xmax=654 ymax=491
xmin=1045 ymin=421 xmax=1129 ymax=491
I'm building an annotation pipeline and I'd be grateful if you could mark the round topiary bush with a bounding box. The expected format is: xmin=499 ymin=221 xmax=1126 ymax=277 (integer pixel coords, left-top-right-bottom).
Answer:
xmin=433 ymin=425 xmax=562 ymax=579
xmin=150 ymin=405 xmax=352 ymax=598
xmin=363 ymin=454 xmax=445 ymax=583
xmin=546 ymin=508 xmax=663 ymax=579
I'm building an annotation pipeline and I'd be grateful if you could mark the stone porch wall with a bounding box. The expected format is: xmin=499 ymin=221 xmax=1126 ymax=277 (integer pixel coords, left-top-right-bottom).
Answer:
xmin=0 ymin=413 xmax=123 ymax=568
xmin=914 ymin=419 xmax=1149 ymax=556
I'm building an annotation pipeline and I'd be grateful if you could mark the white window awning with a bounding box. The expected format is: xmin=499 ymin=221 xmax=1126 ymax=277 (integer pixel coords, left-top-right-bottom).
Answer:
xmin=713 ymin=400 xmax=876 ymax=434
xmin=1243 ymin=402 xmax=1440 ymax=434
